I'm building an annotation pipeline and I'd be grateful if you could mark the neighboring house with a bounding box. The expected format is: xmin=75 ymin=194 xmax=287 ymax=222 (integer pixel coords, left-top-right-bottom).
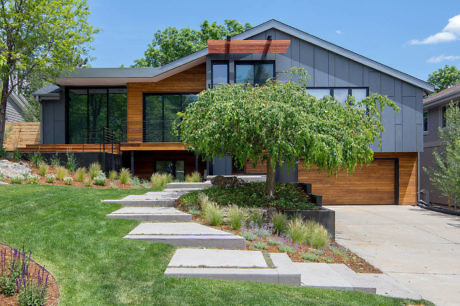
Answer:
xmin=32 ymin=19 xmax=434 ymax=205
xmin=420 ymin=83 xmax=460 ymax=205
xmin=6 ymin=91 xmax=29 ymax=122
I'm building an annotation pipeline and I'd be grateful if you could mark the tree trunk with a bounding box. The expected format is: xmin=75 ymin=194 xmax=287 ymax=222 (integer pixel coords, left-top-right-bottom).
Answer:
xmin=0 ymin=77 xmax=10 ymax=147
xmin=265 ymin=158 xmax=276 ymax=200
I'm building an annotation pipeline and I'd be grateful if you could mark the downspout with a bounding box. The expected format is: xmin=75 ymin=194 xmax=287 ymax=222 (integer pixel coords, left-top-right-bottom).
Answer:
xmin=417 ymin=152 xmax=421 ymax=203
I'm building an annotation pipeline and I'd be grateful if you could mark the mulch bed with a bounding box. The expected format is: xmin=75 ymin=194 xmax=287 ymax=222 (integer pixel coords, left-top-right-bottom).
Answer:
xmin=0 ymin=244 xmax=59 ymax=306
xmin=176 ymin=199 xmax=380 ymax=274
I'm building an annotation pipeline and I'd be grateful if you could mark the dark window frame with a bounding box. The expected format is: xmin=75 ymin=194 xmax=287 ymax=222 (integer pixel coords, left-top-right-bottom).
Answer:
xmin=423 ymin=111 xmax=428 ymax=132
xmin=441 ymin=105 xmax=447 ymax=128
xmin=211 ymin=60 xmax=229 ymax=88
xmin=234 ymin=60 xmax=276 ymax=85
xmin=65 ymin=86 xmax=127 ymax=144
xmin=142 ymin=93 xmax=198 ymax=143
xmin=306 ymin=87 xmax=369 ymax=98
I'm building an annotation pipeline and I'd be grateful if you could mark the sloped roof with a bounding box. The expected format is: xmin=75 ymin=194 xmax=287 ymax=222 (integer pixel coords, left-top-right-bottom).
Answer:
xmin=423 ymin=83 xmax=460 ymax=108
xmin=55 ymin=19 xmax=433 ymax=92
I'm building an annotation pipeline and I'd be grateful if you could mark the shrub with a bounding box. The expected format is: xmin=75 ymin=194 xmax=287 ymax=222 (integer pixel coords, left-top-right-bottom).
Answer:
xmin=27 ymin=175 xmax=40 ymax=184
xmin=254 ymin=226 xmax=271 ymax=237
xmin=242 ymin=231 xmax=257 ymax=241
xmin=278 ymin=244 xmax=296 ymax=254
xmin=89 ymin=162 xmax=101 ymax=179
xmin=254 ymin=242 xmax=269 ymax=250
xmin=38 ymin=163 xmax=48 ymax=176
xmin=30 ymin=152 xmax=43 ymax=168
xmin=110 ymin=182 xmax=118 ymax=189
xmin=50 ymin=153 xmax=60 ymax=167
xmin=267 ymin=237 xmax=282 ymax=246
xmin=151 ymin=172 xmax=173 ymax=188
xmin=84 ymin=178 xmax=92 ymax=187
xmin=185 ymin=171 xmax=201 ymax=182
xmin=64 ymin=177 xmax=73 ymax=185
xmin=109 ymin=170 xmax=118 ymax=180
xmin=228 ymin=205 xmax=245 ymax=230
xmin=13 ymin=148 xmax=21 ymax=161
xmin=204 ymin=202 xmax=223 ymax=226
xmin=66 ymin=153 xmax=77 ymax=173
xmin=130 ymin=176 xmax=141 ymax=187
xmin=10 ymin=175 xmax=24 ymax=184
xmin=55 ymin=166 xmax=67 ymax=180
xmin=272 ymin=212 xmax=287 ymax=234
xmin=301 ymin=252 xmax=318 ymax=262
xmin=287 ymin=217 xmax=307 ymax=244
xmin=248 ymin=210 xmax=263 ymax=227
xmin=75 ymin=167 xmax=86 ymax=182
xmin=45 ymin=174 xmax=55 ymax=183
xmin=198 ymin=193 xmax=211 ymax=217
xmin=0 ymin=146 xmax=6 ymax=158
xmin=307 ymin=222 xmax=330 ymax=249
xmin=17 ymin=280 xmax=47 ymax=306
xmin=93 ymin=171 xmax=106 ymax=186
xmin=119 ymin=168 xmax=131 ymax=184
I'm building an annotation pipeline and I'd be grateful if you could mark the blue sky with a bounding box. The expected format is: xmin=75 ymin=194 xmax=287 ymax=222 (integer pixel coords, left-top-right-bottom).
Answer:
xmin=87 ymin=0 xmax=460 ymax=81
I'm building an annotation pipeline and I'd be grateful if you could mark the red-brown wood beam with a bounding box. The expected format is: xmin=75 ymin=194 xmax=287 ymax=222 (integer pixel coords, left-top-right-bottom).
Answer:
xmin=208 ymin=40 xmax=290 ymax=54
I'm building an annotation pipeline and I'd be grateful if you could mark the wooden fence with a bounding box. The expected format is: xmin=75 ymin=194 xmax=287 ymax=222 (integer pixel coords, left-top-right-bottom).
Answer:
xmin=3 ymin=122 xmax=40 ymax=151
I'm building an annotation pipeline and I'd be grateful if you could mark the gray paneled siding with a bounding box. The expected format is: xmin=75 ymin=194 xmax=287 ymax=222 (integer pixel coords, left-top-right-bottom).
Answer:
xmin=40 ymin=89 xmax=65 ymax=144
xmin=207 ymin=28 xmax=424 ymax=153
xmin=5 ymin=99 xmax=24 ymax=122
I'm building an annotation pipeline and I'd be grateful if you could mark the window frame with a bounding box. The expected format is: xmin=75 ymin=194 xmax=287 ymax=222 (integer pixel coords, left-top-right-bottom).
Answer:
xmin=441 ymin=105 xmax=447 ymax=128
xmin=211 ymin=60 xmax=229 ymax=88
xmin=234 ymin=60 xmax=276 ymax=85
xmin=142 ymin=93 xmax=198 ymax=143
xmin=423 ymin=111 xmax=428 ymax=133
xmin=65 ymin=86 xmax=127 ymax=144
xmin=306 ymin=87 xmax=369 ymax=105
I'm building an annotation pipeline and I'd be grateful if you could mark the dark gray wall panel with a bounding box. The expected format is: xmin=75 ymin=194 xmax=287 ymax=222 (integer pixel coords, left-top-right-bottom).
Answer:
xmin=205 ymin=28 xmax=425 ymax=153
xmin=212 ymin=156 xmax=232 ymax=175
xmin=402 ymin=96 xmax=416 ymax=152
xmin=314 ymin=47 xmax=329 ymax=86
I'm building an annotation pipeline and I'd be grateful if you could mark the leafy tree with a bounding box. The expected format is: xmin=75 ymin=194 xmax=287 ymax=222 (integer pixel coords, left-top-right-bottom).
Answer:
xmin=133 ymin=19 xmax=252 ymax=67
xmin=428 ymin=65 xmax=460 ymax=93
xmin=423 ymin=103 xmax=460 ymax=210
xmin=0 ymin=0 xmax=98 ymax=145
xmin=175 ymin=68 xmax=398 ymax=198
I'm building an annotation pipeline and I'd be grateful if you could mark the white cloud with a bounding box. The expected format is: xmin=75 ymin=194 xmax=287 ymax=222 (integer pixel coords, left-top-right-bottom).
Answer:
xmin=426 ymin=54 xmax=460 ymax=63
xmin=335 ymin=30 xmax=342 ymax=35
xmin=410 ymin=14 xmax=460 ymax=44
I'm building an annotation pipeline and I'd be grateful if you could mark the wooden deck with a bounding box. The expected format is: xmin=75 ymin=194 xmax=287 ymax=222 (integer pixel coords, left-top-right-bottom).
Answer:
xmin=20 ymin=144 xmax=120 ymax=153
xmin=20 ymin=142 xmax=187 ymax=153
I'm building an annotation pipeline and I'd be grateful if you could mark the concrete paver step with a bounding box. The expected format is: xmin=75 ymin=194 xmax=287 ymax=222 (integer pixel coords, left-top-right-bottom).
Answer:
xmin=102 ymin=198 xmax=176 ymax=207
xmin=165 ymin=182 xmax=212 ymax=189
xmin=124 ymin=222 xmax=245 ymax=249
xmin=165 ymin=250 xmax=300 ymax=285
xmin=106 ymin=207 xmax=192 ymax=222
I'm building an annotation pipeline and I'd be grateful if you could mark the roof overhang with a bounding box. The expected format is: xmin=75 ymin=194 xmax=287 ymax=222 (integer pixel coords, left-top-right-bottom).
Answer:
xmin=55 ymin=19 xmax=434 ymax=92
xmin=208 ymin=39 xmax=290 ymax=54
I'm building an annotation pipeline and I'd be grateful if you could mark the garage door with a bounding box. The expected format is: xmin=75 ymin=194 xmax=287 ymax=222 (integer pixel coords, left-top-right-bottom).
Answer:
xmin=298 ymin=159 xmax=396 ymax=205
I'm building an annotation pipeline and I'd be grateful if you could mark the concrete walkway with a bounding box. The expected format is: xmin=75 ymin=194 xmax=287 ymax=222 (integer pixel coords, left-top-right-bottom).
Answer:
xmin=102 ymin=182 xmax=426 ymax=299
xmin=330 ymin=205 xmax=460 ymax=306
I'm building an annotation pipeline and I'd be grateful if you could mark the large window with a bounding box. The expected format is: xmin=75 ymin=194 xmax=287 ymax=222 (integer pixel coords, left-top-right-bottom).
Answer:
xmin=143 ymin=94 xmax=197 ymax=142
xmin=155 ymin=160 xmax=185 ymax=180
xmin=235 ymin=62 xmax=274 ymax=85
xmin=212 ymin=62 xmax=228 ymax=87
xmin=306 ymin=87 xmax=368 ymax=104
xmin=67 ymin=88 xmax=127 ymax=144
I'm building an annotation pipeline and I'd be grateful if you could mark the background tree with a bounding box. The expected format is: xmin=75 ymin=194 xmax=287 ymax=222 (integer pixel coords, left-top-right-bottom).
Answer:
xmin=175 ymin=68 xmax=398 ymax=198
xmin=0 ymin=0 xmax=98 ymax=145
xmin=133 ymin=19 xmax=252 ymax=67
xmin=423 ymin=103 xmax=460 ymax=210
xmin=428 ymin=65 xmax=460 ymax=93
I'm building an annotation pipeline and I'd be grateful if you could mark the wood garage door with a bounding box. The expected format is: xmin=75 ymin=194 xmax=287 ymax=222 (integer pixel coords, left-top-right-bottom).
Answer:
xmin=298 ymin=159 xmax=396 ymax=205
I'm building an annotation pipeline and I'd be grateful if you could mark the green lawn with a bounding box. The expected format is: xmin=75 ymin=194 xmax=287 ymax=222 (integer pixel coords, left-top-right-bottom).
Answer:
xmin=0 ymin=185 xmax=431 ymax=305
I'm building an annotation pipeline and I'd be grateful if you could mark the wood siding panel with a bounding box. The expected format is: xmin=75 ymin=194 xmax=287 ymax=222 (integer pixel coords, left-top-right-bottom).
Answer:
xmin=298 ymin=159 xmax=395 ymax=205
xmin=246 ymin=153 xmax=418 ymax=205
xmin=126 ymin=64 xmax=206 ymax=143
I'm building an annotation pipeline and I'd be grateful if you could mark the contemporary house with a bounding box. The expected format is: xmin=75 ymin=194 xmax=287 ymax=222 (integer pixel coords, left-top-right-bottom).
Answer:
xmin=420 ymin=83 xmax=460 ymax=205
xmin=6 ymin=91 xmax=30 ymax=122
xmin=31 ymin=19 xmax=434 ymax=205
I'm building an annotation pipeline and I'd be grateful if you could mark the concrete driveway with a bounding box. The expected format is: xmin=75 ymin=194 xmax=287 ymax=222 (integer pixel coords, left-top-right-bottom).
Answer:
xmin=329 ymin=205 xmax=460 ymax=306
